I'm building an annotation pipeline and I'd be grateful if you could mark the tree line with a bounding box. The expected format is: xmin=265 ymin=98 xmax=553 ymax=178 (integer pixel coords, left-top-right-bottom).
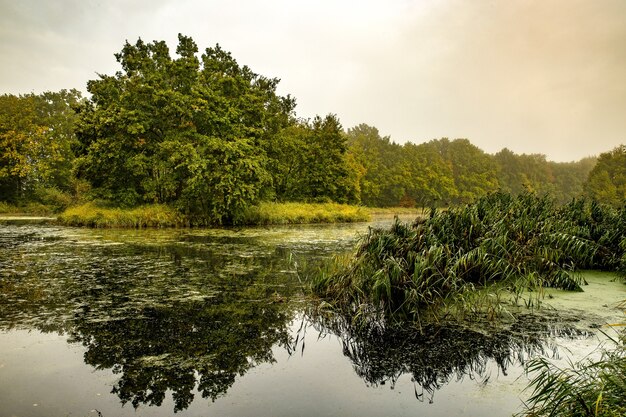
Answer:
xmin=1 ymin=35 xmax=624 ymax=223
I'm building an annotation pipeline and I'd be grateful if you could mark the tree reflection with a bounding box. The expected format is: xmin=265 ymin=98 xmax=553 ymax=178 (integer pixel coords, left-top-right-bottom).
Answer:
xmin=0 ymin=226 xmax=302 ymax=412
xmin=70 ymin=291 xmax=294 ymax=411
xmin=309 ymin=310 xmax=589 ymax=403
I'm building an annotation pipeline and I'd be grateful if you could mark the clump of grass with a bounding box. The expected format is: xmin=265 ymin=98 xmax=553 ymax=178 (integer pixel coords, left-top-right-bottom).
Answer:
xmin=239 ymin=202 xmax=370 ymax=225
xmin=312 ymin=193 xmax=625 ymax=325
xmin=58 ymin=202 xmax=184 ymax=228
xmin=519 ymin=331 xmax=626 ymax=417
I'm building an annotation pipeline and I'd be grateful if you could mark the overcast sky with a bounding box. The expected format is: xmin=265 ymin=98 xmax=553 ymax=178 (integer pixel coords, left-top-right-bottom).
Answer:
xmin=1 ymin=0 xmax=625 ymax=162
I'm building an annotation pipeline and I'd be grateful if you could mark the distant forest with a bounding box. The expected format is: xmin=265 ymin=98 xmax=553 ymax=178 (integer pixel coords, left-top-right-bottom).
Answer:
xmin=1 ymin=35 xmax=624 ymax=223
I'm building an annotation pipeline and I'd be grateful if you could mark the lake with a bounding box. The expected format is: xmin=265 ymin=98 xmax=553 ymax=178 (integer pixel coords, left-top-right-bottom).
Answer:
xmin=0 ymin=218 xmax=624 ymax=417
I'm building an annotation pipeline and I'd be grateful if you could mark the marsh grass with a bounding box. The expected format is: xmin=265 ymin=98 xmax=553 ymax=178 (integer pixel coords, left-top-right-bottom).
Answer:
xmin=312 ymin=193 xmax=626 ymax=326
xmin=57 ymin=202 xmax=185 ymax=228
xmin=239 ymin=202 xmax=370 ymax=225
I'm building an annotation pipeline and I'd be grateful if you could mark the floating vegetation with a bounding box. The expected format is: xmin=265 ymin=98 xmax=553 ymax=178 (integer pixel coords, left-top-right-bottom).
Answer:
xmin=312 ymin=193 xmax=626 ymax=325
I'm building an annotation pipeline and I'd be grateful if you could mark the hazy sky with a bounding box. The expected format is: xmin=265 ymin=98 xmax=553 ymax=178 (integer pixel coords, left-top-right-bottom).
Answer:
xmin=1 ymin=0 xmax=625 ymax=162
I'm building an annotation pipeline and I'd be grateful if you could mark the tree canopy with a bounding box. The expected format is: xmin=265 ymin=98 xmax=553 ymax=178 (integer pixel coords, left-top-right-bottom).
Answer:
xmin=0 ymin=35 xmax=618 ymax=216
xmin=0 ymin=89 xmax=82 ymax=203
xmin=584 ymin=145 xmax=626 ymax=207
xmin=74 ymin=35 xmax=297 ymax=223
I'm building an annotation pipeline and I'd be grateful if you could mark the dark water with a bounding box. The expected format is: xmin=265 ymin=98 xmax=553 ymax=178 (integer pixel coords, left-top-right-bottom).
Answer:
xmin=0 ymin=220 xmax=620 ymax=417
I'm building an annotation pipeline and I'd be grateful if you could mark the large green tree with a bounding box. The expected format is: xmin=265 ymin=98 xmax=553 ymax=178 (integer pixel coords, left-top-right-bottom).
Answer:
xmin=0 ymin=90 xmax=81 ymax=203
xmin=271 ymin=115 xmax=359 ymax=203
xmin=584 ymin=145 xmax=626 ymax=207
xmin=401 ymin=141 xmax=456 ymax=207
xmin=430 ymin=138 xmax=499 ymax=204
xmin=346 ymin=124 xmax=405 ymax=206
xmin=74 ymin=35 xmax=295 ymax=224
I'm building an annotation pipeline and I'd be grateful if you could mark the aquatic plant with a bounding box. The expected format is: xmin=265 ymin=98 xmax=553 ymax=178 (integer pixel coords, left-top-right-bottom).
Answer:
xmin=312 ymin=193 xmax=626 ymax=324
xmin=519 ymin=331 xmax=626 ymax=417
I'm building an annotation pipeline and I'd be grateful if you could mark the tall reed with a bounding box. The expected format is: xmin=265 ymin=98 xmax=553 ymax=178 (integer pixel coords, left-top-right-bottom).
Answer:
xmin=312 ymin=193 xmax=626 ymax=324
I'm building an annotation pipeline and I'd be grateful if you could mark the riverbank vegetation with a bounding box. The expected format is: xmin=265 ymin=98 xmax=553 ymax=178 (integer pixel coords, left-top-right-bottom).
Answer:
xmin=57 ymin=201 xmax=369 ymax=227
xmin=1 ymin=35 xmax=624 ymax=226
xmin=240 ymin=202 xmax=369 ymax=225
xmin=57 ymin=202 xmax=185 ymax=228
xmin=312 ymin=193 xmax=626 ymax=325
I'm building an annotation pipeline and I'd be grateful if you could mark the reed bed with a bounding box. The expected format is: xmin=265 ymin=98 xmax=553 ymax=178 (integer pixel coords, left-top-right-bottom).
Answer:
xmin=239 ymin=202 xmax=370 ymax=225
xmin=312 ymin=193 xmax=626 ymax=324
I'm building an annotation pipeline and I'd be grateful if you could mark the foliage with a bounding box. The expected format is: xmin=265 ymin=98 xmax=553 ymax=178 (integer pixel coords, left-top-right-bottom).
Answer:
xmin=400 ymin=141 xmax=457 ymax=207
xmin=312 ymin=193 xmax=625 ymax=325
xmin=558 ymin=198 xmax=626 ymax=271
xmin=74 ymin=35 xmax=294 ymax=224
xmin=346 ymin=130 xmax=596 ymax=208
xmin=584 ymin=145 xmax=626 ymax=207
xmin=346 ymin=124 xmax=406 ymax=207
xmin=429 ymin=138 xmax=499 ymax=204
xmin=0 ymin=90 xmax=82 ymax=203
xmin=239 ymin=201 xmax=370 ymax=225
xmin=57 ymin=202 xmax=184 ymax=228
xmin=271 ymin=115 xmax=359 ymax=204
xmin=520 ymin=332 xmax=626 ymax=417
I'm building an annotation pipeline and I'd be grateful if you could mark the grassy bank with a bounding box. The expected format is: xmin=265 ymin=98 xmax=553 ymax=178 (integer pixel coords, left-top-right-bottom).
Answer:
xmin=240 ymin=202 xmax=370 ymax=225
xmin=57 ymin=203 xmax=185 ymax=228
xmin=57 ymin=201 xmax=371 ymax=227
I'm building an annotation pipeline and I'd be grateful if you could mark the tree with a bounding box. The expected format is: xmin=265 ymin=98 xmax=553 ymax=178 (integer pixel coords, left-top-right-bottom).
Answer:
xmin=430 ymin=138 xmax=499 ymax=204
xmin=584 ymin=145 xmax=626 ymax=207
xmin=270 ymin=115 xmax=359 ymax=204
xmin=401 ymin=141 xmax=456 ymax=207
xmin=74 ymin=35 xmax=295 ymax=223
xmin=0 ymin=90 xmax=82 ymax=203
xmin=346 ymin=124 xmax=405 ymax=206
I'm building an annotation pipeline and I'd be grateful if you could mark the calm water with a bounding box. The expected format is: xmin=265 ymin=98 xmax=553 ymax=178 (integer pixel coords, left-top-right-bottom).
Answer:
xmin=0 ymin=219 xmax=623 ymax=417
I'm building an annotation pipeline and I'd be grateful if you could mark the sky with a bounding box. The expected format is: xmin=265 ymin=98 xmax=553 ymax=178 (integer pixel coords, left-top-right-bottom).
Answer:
xmin=1 ymin=0 xmax=625 ymax=162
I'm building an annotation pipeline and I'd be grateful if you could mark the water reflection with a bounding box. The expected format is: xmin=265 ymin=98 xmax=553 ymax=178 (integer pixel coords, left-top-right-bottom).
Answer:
xmin=0 ymin=224 xmax=313 ymax=411
xmin=308 ymin=310 xmax=589 ymax=403
xmin=0 ymin=223 xmax=592 ymax=414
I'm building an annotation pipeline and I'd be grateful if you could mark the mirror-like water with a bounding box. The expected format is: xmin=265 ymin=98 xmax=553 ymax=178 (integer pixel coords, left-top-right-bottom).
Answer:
xmin=0 ymin=219 xmax=624 ymax=417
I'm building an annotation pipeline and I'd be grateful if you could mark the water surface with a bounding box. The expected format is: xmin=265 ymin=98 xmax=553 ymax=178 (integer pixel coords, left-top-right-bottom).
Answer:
xmin=0 ymin=219 xmax=623 ymax=416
